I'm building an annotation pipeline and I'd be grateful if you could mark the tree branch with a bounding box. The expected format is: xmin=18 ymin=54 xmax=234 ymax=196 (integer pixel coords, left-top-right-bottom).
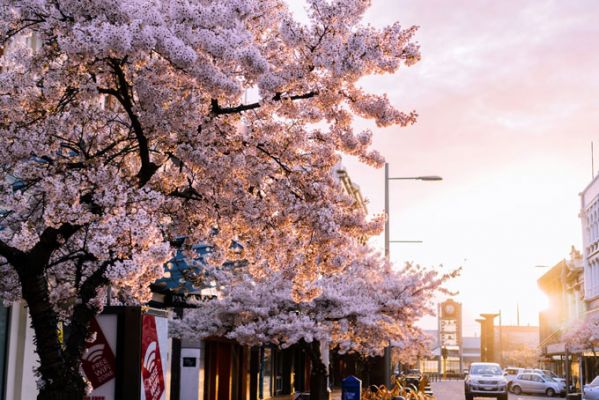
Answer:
xmin=256 ymin=144 xmax=292 ymax=174
xmin=0 ymin=239 xmax=26 ymax=267
xmin=105 ymin=60 xmax=159 ymax=187
xmin=64 ymin=259 xmax=111 ymax=370
xmin=28 ymin=224 xmax=81 ymax=271
xmin=1 ymin=18 xmax=46 ymax=45
xmin=211 ymin=91 xmax=318 ymax=115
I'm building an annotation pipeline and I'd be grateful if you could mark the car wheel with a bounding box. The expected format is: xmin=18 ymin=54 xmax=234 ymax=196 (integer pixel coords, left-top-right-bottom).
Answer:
xmin=546 ymin=388 xmax=555 ymax=397
xmin=512 ymin=385 xmax=522 ymax=395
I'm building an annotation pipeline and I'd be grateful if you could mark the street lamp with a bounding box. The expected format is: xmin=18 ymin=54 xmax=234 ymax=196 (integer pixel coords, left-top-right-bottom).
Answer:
xmin=384 ymin=163 xmax=443 ymax=259
xmin=383 ymin=162 xmax=443 ymax=386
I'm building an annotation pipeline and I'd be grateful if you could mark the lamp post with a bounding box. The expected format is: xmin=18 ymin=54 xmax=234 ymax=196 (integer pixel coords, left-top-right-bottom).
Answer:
xmin=383 ymin=162 xmax=442 ymax=386
xmin=384 ymin=164 xmax=442 ymax=259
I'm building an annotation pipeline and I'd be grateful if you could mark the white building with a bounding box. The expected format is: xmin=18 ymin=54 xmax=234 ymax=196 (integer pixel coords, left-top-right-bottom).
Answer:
xmin=581 ymin=175 xmax=599 ymax=314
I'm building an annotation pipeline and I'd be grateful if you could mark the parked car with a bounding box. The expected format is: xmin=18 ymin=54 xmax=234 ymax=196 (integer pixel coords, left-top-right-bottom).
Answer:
xmin=523 ymin=369 xmax=568 ymax=389
xmin=464 ymin=362 xmax=508 ymax=400
xmin=401 ymin=369 xmax=422 ymax=392
xmin=510 ymin=372 xmax=565 ymax=397
xmin=583 ymin=376 xmax=599 ymax=400
xmin=503 ymin=367 xmax=524 ymax=389
xmin=541 ymin=370 xmax=567 ymax=387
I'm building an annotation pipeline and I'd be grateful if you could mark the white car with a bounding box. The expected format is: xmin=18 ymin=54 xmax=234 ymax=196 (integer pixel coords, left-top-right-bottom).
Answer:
xmin=503 ymin=367 xmax=524 ymax=389
xmin=541 ymin=370 xmax=567 ymax=388
xmin=584 ymin=376 xmax=599 ymax=400
xmin=523 ymin=369 xmax=568 ymax=389
xmin=464 ymin=362 xmax=508 ymax=400
xmin=510 ymin=372 xmax=564 ymax=397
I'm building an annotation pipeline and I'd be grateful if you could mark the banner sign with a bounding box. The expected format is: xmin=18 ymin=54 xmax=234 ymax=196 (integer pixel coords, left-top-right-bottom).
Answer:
xmin=141 ymin=314 xmax=166 ymax=400
xmin=82 ymin=317 xmax=117 ymax=389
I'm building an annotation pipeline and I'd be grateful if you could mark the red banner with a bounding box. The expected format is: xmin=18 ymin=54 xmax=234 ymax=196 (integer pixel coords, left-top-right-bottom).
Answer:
xmin=141 ymin=314 xmax=165 ymax=400
xmin=82 ymin=317 xmax=117 ymax=389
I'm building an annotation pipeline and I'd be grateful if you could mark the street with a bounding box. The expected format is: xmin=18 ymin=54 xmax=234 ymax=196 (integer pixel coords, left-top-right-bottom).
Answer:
xmin=432 ymin=381 xmax=549 ymax=400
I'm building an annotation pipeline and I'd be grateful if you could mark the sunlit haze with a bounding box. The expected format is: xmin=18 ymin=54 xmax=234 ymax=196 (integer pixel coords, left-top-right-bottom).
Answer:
xmin=287 ymin=0 xmax=599 ymax=335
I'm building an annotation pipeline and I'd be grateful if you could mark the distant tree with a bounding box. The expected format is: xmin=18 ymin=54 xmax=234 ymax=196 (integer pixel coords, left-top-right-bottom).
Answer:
xmin=501 ymin=345 xmax=539 ymax=368
xmin=564 ymin=315 xmax=599 ymax=372
xmin=0 ymin=1 xmax=420 ymax=398
xmin=174 ymin=248 xmax=457 ymax=399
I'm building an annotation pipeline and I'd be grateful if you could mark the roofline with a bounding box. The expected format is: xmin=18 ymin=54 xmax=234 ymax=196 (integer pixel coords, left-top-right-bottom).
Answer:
xmin=581 ymin=173 xmax=599 ymax=196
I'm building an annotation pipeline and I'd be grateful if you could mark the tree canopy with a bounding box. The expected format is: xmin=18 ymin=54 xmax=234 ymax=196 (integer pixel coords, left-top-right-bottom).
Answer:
xmin=0 ymin=1 xmax=421 ymax=398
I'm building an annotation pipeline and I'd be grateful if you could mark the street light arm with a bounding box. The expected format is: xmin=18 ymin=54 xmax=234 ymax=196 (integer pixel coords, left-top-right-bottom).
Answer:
xmin=388 ymin=176 xmax=443 ymax=181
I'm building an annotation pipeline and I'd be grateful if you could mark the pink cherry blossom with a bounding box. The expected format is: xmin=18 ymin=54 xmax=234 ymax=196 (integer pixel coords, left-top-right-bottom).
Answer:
xmin=0 ymin=0 xmax=420 ymax=397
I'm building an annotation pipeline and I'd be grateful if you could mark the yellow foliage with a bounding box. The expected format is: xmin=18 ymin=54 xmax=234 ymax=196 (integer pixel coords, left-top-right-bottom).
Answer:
xmin=361 ymin=376 xmax=434 ymax=400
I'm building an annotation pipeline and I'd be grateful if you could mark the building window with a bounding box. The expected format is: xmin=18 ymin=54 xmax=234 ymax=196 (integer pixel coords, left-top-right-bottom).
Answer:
xmin=587 ymin=259 xmax=599 ymax=299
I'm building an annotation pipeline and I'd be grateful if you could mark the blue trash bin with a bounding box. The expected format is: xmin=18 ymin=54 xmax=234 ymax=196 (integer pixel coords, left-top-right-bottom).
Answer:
xmin=341 ymin=375 xmax=362 ymax=400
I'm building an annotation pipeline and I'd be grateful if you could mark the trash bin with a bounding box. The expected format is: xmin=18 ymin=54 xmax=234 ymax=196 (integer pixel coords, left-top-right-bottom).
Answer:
xmin=341 ymin=375 xmax=362 ymax=400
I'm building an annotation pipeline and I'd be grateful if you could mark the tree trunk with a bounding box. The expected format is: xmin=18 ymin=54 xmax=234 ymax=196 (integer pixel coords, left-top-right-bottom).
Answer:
xmin=306 ymin=341 xmax=330 ymax=400
xmin=19 ymin=271 xmax=89 ymax=400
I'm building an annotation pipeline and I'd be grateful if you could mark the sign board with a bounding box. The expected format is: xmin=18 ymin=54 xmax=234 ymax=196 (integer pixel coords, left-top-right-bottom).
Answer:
xmin=546 ymin=342 xmax=566 ymax=355
xmin=83 ymin=315 xmax=118 ymax=400
xmin=140 ymin=314 xmax=168 ymax=400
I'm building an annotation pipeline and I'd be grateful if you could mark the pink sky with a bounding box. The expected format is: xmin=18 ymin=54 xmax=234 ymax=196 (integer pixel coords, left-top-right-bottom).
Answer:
xmin=289 ymin=0 xmax=599 ymax=335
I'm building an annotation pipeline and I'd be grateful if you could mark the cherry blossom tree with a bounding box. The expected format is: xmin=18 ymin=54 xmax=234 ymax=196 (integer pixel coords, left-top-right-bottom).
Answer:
xmin=501 ymin=345 xmax=540 ymax=368
xmin=0 ymin=1 xmax=420 ymax=398
xmin=564 ymin=315 xmax=599 ymax=373
xmin=173 ymin=248 xmax=456 ymax=399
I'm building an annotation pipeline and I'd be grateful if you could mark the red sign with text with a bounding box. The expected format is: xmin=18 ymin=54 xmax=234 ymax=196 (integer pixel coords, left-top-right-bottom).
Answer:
xmin=82 ymin=317 xmax=117 ymax=389
xmin=141 ymin=314 xmax=165 ymax=400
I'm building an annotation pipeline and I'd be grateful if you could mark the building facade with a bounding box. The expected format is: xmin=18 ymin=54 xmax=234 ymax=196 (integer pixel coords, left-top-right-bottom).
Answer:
xmin=582 ymin=176 xmax=599 ymax=315
xmin=538 ymin=249 xmax=585 ymax=383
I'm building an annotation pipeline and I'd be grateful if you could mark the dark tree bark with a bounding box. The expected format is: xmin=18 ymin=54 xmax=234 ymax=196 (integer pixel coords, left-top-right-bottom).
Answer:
xmin=19 ymin=270 xmax=90 ymax=400
xmin=5 ymin=225 xmax=107 ymax=400
xmin=302 ymin=340 xmax=330 ymax=400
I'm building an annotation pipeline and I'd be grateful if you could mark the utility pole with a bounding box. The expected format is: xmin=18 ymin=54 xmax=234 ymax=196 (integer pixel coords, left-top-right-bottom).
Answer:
xmin=383 ymin=163 xmax=442 ymax=387
xmin=499 ymin=310 xmax=503 ymax=366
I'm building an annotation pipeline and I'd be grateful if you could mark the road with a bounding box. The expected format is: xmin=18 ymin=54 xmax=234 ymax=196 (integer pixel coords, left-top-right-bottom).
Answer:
xmin=432 ymin=381 xmax=549 ymax=400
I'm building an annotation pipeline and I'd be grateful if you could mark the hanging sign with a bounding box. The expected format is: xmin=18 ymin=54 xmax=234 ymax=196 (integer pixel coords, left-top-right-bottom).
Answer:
xmin=82 ymin=317 xmax=117 ymax=389
xmin=141 ymin=314 xmax=166 ymax=400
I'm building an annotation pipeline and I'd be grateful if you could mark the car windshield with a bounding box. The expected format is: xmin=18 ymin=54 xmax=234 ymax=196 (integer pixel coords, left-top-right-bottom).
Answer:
xmin=471 ymin=365 xmax=502 ymax=375
xmin=590 ymin=376 xmax=599 ymax=387
xmin=543 ymin=375 xmax=555 ymax=382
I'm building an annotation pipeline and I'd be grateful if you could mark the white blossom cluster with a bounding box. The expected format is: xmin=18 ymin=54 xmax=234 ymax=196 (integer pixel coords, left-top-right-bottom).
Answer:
xmin=173 ymin=246 xmax=457 ymax=363
xmin=563 ymin=314 xmax=599 ymax=353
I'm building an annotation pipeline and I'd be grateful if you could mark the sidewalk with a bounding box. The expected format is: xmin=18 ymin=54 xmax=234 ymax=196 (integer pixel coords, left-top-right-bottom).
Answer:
xmin=271 ymin=390 xmax=342 ymax=400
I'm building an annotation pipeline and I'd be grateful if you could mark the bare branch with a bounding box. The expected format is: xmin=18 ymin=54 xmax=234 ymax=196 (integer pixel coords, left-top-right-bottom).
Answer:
xmin=211 ymin=91 xmax=318 ymax=115
xmin=256 ymin=144 xmax=292 ymax=174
